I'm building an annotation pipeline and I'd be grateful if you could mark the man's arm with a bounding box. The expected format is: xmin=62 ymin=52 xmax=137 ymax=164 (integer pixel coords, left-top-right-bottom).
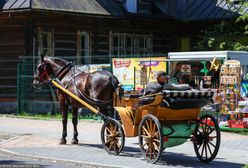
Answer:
xmin=163 ymin=84 xmax=192 ymax=91
xmin=144 ymin=82 xmax=163 ymax=95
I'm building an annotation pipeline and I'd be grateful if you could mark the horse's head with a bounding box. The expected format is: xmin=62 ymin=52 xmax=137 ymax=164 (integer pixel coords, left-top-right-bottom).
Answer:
xmin=33 ymin=56 xmax=54 ymax=88
xmin=33 ymin=56 xmax=69 ymax=88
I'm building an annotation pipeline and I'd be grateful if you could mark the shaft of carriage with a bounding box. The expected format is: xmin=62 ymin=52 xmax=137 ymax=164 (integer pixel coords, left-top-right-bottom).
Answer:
xmin=51 ymin=79 xmax=107 ymax=119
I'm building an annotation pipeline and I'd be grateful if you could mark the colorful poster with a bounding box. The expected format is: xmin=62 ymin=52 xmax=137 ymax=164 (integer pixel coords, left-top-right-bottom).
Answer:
xmin=112 ymin=57 xmax=166 ymax=91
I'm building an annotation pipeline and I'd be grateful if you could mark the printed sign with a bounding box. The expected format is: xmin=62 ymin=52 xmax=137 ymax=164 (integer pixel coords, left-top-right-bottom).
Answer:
xmin=140 ymin=65 xmax=148 ymax=86
xmin=181 ymin=64 xmax=191 ymax=75
xmin=112 ymin=57 xmax=166 ymax=91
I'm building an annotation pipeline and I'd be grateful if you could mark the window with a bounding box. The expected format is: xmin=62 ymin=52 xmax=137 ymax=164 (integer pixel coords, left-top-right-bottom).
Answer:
xmin=111 ymin=33 xmax=152 ymax=57
xmin=38 ymin=28 xmax=54 ymax=56
xmin=126 ymin=0 xmax=137 ymax=13
xmin=133 ymin=36 xmax=152 ymax=56
xmin=77 ymin=30 xmax=90 ymax=64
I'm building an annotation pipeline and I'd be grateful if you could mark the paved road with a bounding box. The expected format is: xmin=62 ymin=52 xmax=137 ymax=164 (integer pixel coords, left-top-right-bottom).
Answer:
xmin=0 ymin=117 xmax=247 ymax=168
xmin=0 ymin=150 xmax=92 ymax=168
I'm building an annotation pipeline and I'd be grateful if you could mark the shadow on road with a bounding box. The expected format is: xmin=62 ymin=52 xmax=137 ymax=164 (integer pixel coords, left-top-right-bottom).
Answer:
xmin=77 ymin=143 xmax=244 ymax=168
xmin=158 ymin=152 xmax=244 ymax=168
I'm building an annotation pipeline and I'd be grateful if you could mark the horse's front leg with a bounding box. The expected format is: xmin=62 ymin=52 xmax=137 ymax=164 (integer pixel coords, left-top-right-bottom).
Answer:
xmin=59 ymin=98 xmax=68 ymax=145
xmin=71 ymin=107 xmax=79 ymax=144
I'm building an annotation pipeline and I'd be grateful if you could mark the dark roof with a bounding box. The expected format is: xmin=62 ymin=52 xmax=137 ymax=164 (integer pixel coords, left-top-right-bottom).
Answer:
xmin=0 ymin=0 xmax=122 ymax=16
xmin=154 ymin=0 xmax=171 ymax=17
xmin=185 ymin=0 xmax=242 ymax=20
xmin=0 ymin=0 xmax=246 ymax=20
xmin=153 ymin=0 xmax=245 ymax=21
xmin=0 ymin=0 xmax=31 ymax=9
xmin=97 ymin=0 xmax=123 ymax=16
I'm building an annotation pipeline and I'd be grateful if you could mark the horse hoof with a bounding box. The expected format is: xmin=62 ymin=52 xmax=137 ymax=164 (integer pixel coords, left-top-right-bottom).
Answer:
xmin=59 ymin=139 xmax=67 ymax=145
xmin=71 ymin=139 xmax=78 ymax=144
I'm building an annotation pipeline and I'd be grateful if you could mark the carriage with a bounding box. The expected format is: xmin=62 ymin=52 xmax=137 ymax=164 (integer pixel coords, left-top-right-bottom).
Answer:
xmin=52 ymin=79 xmax=220 ymax=164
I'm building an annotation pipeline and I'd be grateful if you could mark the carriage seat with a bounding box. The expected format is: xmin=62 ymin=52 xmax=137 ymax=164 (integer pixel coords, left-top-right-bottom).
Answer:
xmin=139 ymin=89 xmax=214 ymax=107
xmin=160 ymin=98 xmax=210 ymax=110
xmin=162 ymin=89 xmax=214 ymax=99
xmin=139 ymin=96 xmax=155 ymax=105
xmin=160 ymin=89 xmax=214 ymax=109
xmin=124 ymin=94 xmax=143 ymax=99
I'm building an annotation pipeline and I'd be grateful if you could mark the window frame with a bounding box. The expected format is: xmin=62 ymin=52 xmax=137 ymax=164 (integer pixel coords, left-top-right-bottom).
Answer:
xmin=37 ymin=28 xmax=54 ymax=56
xmin=111 ymin=32 xmax=152 ymax=57
xmin=76 ymin=30 xmax=91 ymax=64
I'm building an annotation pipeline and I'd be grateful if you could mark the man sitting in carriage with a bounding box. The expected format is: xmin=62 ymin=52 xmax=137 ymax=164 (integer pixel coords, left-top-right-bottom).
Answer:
xmin=144 ymin=71 xmax=192 ymax=95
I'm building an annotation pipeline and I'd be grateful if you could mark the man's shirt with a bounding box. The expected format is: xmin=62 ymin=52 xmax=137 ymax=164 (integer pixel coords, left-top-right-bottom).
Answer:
xmin=170 ymin=70 xmax=183 ymax=83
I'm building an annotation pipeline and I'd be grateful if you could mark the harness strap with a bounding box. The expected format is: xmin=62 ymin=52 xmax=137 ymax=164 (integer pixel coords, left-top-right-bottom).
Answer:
xmin=55 ymin=63 xmax=73 ymax=80
xmin=72 ymin=75 xmax=114 ymax=105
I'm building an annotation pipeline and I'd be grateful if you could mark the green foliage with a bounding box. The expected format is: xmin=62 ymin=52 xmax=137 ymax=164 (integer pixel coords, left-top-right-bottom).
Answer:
xmin=195 ymin=2 xmax=248 ymax=51
xmin=6 ymin=112 xmax=99 ymax=120
xmin=220 ymin=126 xmax=248 ymax=136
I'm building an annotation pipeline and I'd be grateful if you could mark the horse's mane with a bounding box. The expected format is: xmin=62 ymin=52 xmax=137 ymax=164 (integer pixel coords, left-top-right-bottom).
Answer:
xmin=46 ymin=57 xmax=69 ymax=66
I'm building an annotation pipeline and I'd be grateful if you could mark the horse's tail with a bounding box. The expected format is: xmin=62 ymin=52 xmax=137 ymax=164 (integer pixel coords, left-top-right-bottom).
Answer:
xmin=111 ymin=75 xmax=124 ymax=100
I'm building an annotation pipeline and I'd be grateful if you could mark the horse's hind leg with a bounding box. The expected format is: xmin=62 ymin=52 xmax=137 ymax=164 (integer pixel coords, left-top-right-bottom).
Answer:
xmin=71 ymin=107 xmax=79 ymax=144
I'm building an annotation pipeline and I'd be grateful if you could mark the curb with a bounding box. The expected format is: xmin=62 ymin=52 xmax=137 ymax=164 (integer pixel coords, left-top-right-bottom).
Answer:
xmin=0 ymin=135 xmax=125 ymax=168
xmin=0 ymin=147 xmax=126 ymax=168
xmin=0 ymin=136 xmax=21 ymax=145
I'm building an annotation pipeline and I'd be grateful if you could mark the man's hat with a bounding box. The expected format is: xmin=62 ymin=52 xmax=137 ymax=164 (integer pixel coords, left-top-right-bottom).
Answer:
xmin=156 ymin=71 xmax=169 ymax=78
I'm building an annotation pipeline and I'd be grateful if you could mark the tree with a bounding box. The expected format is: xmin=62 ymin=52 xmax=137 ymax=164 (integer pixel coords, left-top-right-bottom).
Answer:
xmin=195 ymin=2 xmax=248 ymax=51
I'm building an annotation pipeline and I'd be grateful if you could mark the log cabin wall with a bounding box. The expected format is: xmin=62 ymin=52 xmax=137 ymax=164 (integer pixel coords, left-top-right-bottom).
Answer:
xmin=0 ymin=13 xmax=29 ymax=101
xmin=31 ymin=12 xmax=178 ymax=63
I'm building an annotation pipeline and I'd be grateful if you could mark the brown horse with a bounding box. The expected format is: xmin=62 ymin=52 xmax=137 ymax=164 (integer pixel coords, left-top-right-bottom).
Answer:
xmin=33 ymin=56 xmax=121 ymax=145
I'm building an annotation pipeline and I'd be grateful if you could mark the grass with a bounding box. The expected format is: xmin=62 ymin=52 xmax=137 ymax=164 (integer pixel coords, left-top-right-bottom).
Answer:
xmin=243 ymin=165 xmax=248 ymax=168
xmin=1 ymin=111 xmax=100 ymax=121
xmin=220 ymin=126 xmax=248 ymax=136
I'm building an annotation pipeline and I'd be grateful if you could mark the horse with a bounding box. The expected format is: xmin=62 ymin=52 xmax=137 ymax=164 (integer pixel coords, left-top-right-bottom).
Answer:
xmin=33 ymin=56 xmax=121 ymax=145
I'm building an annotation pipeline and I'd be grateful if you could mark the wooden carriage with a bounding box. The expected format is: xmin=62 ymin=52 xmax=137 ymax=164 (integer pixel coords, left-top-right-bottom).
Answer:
xmin=102 ymin=89 xmax=220 ymax=163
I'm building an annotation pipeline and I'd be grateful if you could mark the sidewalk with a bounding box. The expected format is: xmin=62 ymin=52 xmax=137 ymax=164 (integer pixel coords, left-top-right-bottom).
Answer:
xmin=0 ymin=117 xmax=247 ymax=168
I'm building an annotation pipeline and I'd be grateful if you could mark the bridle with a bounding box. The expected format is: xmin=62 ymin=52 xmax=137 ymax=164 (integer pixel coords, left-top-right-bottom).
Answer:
xmin=37 ymin=62 xmax=73 ymax=82
xmin=38 ymin=64 xmax=50 ymax=82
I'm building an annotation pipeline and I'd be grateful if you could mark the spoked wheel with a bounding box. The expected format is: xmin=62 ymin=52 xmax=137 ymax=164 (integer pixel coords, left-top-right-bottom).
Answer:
xmin=193 ymin=115 xmax=221 ymax=163
xmin=101 ymin=119 xmax=125 ymax=155
xmin=139 ymin=114 xmax=163 ymax=163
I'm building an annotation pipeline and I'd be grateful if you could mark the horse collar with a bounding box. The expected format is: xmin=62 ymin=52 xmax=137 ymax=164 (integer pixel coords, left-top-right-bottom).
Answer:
xmin=55 ymin=63 xmax=74 ymax=80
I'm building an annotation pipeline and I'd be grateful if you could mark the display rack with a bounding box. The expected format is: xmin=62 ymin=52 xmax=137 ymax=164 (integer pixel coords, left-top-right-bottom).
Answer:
xmin=219 ymin=60 xmax=241 ymax=115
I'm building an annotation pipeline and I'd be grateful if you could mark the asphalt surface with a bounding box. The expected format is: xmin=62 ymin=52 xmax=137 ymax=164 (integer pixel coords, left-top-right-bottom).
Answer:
xmin=0 ymin=150 xmax=82 ymax=168
xmin=0 ymin=117 xmax=247 ymax=168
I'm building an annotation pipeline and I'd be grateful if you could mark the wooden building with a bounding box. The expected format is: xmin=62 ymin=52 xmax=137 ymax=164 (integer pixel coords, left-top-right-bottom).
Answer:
xmin=0 ymin=0 xmax=242 ymax=113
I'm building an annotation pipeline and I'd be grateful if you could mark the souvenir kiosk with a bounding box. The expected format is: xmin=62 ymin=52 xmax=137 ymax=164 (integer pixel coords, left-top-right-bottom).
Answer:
xmin=168 ymin=51 xmax=248 ymax=129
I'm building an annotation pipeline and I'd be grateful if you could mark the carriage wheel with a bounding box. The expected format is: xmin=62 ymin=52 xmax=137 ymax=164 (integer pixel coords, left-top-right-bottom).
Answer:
xmin=101 ymin=119 xmax=125 ymax=155
xmin=139 ymin=114 xmax=163 ymax=164
xmin=193 ymin=115 xmax=221 ymax=163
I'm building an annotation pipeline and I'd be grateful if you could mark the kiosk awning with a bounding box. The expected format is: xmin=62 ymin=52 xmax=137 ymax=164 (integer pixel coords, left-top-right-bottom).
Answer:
xmin=168 ymin=51 xmax=228 ymax=61
xmin=168 ymin=51 xmax=248 ymax=65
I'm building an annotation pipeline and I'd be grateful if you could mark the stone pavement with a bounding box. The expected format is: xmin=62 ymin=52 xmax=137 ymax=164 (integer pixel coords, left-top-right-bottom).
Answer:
xmin=0 ymin=117 xmax=247 ymax=168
